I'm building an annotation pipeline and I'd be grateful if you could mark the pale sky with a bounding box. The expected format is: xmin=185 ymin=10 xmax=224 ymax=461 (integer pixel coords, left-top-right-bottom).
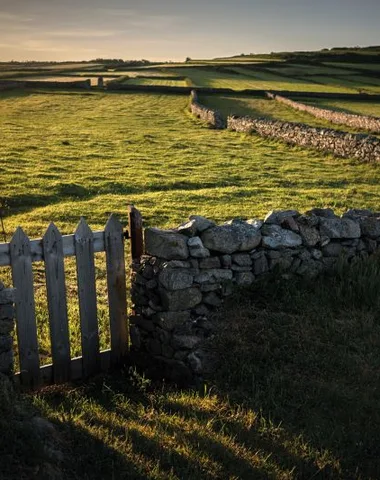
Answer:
xmin=0 ymin=0 xmax=379 ymax=62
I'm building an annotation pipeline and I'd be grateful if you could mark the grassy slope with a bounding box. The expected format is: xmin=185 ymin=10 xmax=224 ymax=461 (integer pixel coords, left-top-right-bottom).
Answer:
xmin=5 ymin=255 xmax=377 ymax=480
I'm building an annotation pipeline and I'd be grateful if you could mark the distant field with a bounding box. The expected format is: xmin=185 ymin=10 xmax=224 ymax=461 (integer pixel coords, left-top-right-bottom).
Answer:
xmin=6 ymin=76 xmax=114 ymax=86
xmin=323 ymin=62 xmax=380 ymax=71
xmin=303 ymin=98 xmax=380 ymax=118
xmin=123 ymin=77 xmax=188 ymax=87
xmin=266 ymin=63 xmax=353 ymax=76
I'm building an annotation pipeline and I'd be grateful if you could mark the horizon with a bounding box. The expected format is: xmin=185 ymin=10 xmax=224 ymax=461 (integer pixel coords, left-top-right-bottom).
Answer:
xmin=0 ymin=0 xmax=379 ymax=62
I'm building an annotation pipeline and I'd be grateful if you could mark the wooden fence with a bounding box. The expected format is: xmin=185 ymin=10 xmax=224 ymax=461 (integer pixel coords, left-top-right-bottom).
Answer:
xmin=0 ymin=206 xmax=143 ymax=390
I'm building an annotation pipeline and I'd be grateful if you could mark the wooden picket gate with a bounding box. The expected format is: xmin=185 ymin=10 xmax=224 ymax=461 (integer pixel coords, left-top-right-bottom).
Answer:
xmin=0 ymin=206 xmax=143 ymax=390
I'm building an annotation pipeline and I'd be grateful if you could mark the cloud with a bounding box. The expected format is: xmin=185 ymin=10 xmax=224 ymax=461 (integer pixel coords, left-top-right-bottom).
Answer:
xmin=46 ymin=29 xmax=123 ymax=38
xmin=0 ymin=11 xmax=34 ymax=22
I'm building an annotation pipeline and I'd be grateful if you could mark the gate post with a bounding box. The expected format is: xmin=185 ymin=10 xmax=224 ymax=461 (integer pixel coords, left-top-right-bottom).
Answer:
xmin=0 ymin=281 xmax=16 ymax=378
xmin=128 ymin=205 xmax=143 ymax=268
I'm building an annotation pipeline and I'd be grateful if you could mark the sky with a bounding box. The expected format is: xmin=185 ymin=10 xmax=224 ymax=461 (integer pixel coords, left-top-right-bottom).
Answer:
xmin=0 ymin=0 xmax=379 ymax=62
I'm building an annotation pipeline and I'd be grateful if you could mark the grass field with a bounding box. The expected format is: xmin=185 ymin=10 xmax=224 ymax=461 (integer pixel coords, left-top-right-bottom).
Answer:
xmin=4 ymin=255 xmax=380 ymax=479
xmin=123 ymin=78 xmax=188 ymax=87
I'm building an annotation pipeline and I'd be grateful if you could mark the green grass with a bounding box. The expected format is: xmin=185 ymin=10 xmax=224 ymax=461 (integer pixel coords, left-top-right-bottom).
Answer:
xmin=4 ymin=255 xmax=380 ymax=479
xmin=198 ymin=95 xmax=379 ymax=135
xmin=123 ymin=78 xmax=188 ymax=87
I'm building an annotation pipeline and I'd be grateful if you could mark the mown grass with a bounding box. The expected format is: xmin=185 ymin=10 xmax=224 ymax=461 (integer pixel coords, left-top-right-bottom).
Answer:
xmin=1 ymin=88 xmax=380 ymax=369
xmin=198 ymin=94 xmax=379 ymax=135
xmin=4 ymin=255 xmax=380 ymax=479
xmin=123 ymin=78 xmax=188 ymax=87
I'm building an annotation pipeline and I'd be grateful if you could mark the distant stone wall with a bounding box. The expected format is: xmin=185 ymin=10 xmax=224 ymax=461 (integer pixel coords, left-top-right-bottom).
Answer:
xmin=227 ymin=115 xmax=380 ymax=163
xmin=0 ymin=79 xmax=91 ymax=90
xmin=267 ymin=92 xmax=380 ymax=134
xmin=189 ymin=90 xmax=225 ymax=129
xmin=0 ymin=282 xmax=15 ymax=378
xmin=130 ymin=208 xmax=380 ymax=384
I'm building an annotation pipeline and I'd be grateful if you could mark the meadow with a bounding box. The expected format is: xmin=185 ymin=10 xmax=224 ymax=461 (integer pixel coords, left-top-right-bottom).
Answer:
xmin=1 ymin=52 xmax=380 ymax=479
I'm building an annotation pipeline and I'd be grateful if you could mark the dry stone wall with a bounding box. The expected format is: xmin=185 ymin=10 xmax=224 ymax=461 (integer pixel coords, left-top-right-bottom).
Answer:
xmin=130 ymin=208 xmax=380 ymax=385
xmin=189 ymin=90 xmax=225 ymax=129
xmin=0 ymin=282 xmax=15 ymax=378
xmin=227 ymin=115 xmax=380 ymax=163
xmin=267 ymin=92 xmax=380 ymax=134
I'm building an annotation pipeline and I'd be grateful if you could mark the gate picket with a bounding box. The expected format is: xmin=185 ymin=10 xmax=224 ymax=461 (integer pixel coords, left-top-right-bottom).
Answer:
xmin=9 ymin=227 xmax=40 ymax=389
xmin=43 ymin=223 xmax=71 ymax=383
xmin=105 ymin=214 xmax=128 ymax=364
xmin=74 ymin=218 xmax=100 ymax=377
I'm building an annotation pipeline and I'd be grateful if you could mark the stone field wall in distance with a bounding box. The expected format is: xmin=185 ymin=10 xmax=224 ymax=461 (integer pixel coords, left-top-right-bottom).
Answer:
xmin=189 ymin=90 xmax=225 ymax=129
xmin=267 ymin=92 xmax=380 ymax=134
xmin=227 ymin=115 xmax=380 ymax=163
xmin=130 ymin=208 xmax=380 ymax=385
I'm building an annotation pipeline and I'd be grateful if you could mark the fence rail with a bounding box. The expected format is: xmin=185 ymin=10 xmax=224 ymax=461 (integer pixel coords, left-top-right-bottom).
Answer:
xmin=0 ymin=208 xmax=144 ymax=390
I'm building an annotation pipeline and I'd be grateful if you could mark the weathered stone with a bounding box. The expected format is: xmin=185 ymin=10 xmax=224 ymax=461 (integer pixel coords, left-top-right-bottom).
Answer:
xmin=261 ymin=224 xmax=302 ymax=249
xmin=299 ymin=224 xmax=320 ymax=247
xmin=171 ymin=335 xmax=201 ymax=350
xmin=253 ymin=255 xmax=269 ymax=275
xmin=322 ymin=243 xmax=343 ymax=257
xmin=194 ymin=304 xmax=210 ymax=316
xmin=188 ymin=215 xmax=216 ymax=232
xmin=364 ymin=238 xmax=378 ymax=254
xmin=306 ymin=208 xmax=336 ymax=218
xmin=146 ymin=279 xmax=158 ymax=290
xmin=188 ymin=236 xmax=210 ymax=258
xmin=221 ymin=254 xmax=232 ymax=268
xmin=311 ymin=248 xmax=323 ymax=260
xmin=157 ymin=329 xmax=171 ymax=345
xmin=231 ymin=265 xmax=252 ymax=272
xmin=158 ymin=269 xmax=194 ymax=291
xmin=297 ymin=214 xmax=319 ymax=227
xmin=296 ymin=259 xmax=323 ymax=278
xmin=201 ymin=221 xmax=261 ymax=254
xmin=203 ymin=292 xmax=222 ymax=307
xmin=129 ymin=326 xmax=141 ymax=349
xmin=343 ymin=208 xmax=373 ymax=219
xmin=200 ymin=283 xmax=220 ymax=292
xmin=0 ymin=335 xmax=12 ymax=354
xmin=130 ymin=316 xmax=155 ymax=332
xmin=319 ymin=218 xmax=360 ymax=239
xmin=0 ymin=289 xmax=15 ymax=304
xmin=162 ymin=260 xmax=191 ymax=269
xmin=194 ymin=269 xmax=233 ymax=284
xmin=160 ymin=287 xmax=202 ymax=311
xmin=0 ymin=281 xmax=4 ymax=291
xmin=360 ymin=217 xmax=380 ymax=239
xmin=232 ymin=253 xmax=252 ymax=266
xmin=145 ymin=228 xmax=189 ymax=260
xmin=199 ymin=256 xmax=221 ymax=269
xmin=153 ymin=311 xmax=191 ymax=331
xmin=264 ymin=210 xmax=299 ymax=224
xmin=266 ymin=250 xmax=281 ymax=259
xmin=281 ymin=216 xmax=299 ymax=231
xmin=235 ymin=272 xmax=255 ymax=286
xmin=141 ymin=264 xmax=155 ymax=279
xmin=188 ymin=348 xmax=218 ymax=375
xmin=298 ymin=250 xmax=311 ymax=261
xmin=0 ymin=305 xmax=14 ymax=321
xmin=0 ymin=350 xmax=13 ymax=375
xmin=161 ymin=344 xmax=174 ymax=359
xmin=187 ymin=352 xmax=203 ymax=373
xmin=147 ymin=339 xmax=162 ymax=355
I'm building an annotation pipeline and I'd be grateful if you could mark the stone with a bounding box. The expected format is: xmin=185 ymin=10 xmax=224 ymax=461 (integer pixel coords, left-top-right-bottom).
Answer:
xmin=199 ymin=256 xmax=221 ymax=269
xmin=203 ymin=292 xmax=222 ymax=307
xmin=160 ymin=287 xmax=202 ymax=311
xmin=253 ymin=255 xmax=269 ymax=275
xmin=130 ymin=316 xmax=155 ymax=332
xmin=188 ymin=236 xmax=210 ymax=259
xmin=299 ymin=224 xmax=320 ymax=247
xmin=189 ymin=348 xmax=218 ymax=375
xmin=264 ymin=210 xmax=299 ymax=224
xmin=360 ymin=217 xmax=380 ymax=239
xmin=281 ymin=216 xmax=299 ymax=232
xmin=235 ymin=272 xmax=255 ymax=286
xmin=171 ymin=335 xmax=201 ymax=350
xmin=146 ymin=279 xmax=158 ymax=290
xmin=296 ymin=259 xmax=323 ymax=278
xmin=194 ymin=304 xmax=210 ymax=316
xmin=145 ymin=228 xmax=189 ymax=260
xmin=0 ymin=305 xmax=14 ymax=321
xmin=221 ymin=254 xmax=232 ymax=268
xmin=364 ymin=238 xmax=378 ymax=254
xmin=311 ymin=248 xmax=323 ymax=260
xmin=306 ymin=207 xmax=336 ymax=218
xmin=148 ymin=339 xmax=162 ymax=355
xmin=201 ymin=220 xmax=261 ymax=254
xmin=319 ymin=218 xmax=360 ymax=239
xmin=194 ymin=269 xmax=233 ymax=284
xmin=158 ymin=269 xmax=194 ymax=291
xmin=0 ymin=281 xmax=4 ymax=291
xmin=153 ymin=311 xmax=191 ymax=331
xmin=188 ymin=215 xmax=216 ymax=232
xmin=232 ymin=253 xmax=252 ymax=266
xmin=157 ymin=329 xmax=171 ymax=345
xmin=297 ymin=214 xmax=319 ymax=227
xmin=343 ymin=208 xmax=373 ymax=219
xmin=161 ymin=344 xmax=174 ymax=359
xmin=141 ymin=264 xmax=155 ymax=279
xmin=0 ymin=350 xmax=13 ymax=374
xmin=0 ymin=335 xmax=11 ymax=354
xmin=0 ymin=319 xmax=14 ymax=335
xmin=322 ymin=243 xmax=343 ymax=257
xmin=231 ymin=265 xmax=252 ymax=272
xmin=129 ymin=326 xmax=141 ymax=349
xmin=162 ymin=260 xmax=191 ymax=269
xmin=187 ymin=352 xmax=203 ymax=374
xmin=200 ymin=283 xmax=220 ymax=292
xmin=261 ymin=224 xmax=302 ymax=249
xmin=0 ymin=288 xmax=15 ymax=304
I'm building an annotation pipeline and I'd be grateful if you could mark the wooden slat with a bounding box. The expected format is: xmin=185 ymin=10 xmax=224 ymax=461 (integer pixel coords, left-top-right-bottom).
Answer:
xmin=43 ymin=223 xmax=71 ymax=383
xmin=14 ymin=349 xmax=111 ymax=388
xmin=9 ymin=227 xmax=40 ymax=389
xmin=0 ymin=231 xmax=105 ymax=267
xmin=75 ymin=218 xmax=100 ymax=377
xmin=128 ymin=205 xmax=144 ymax=263
xmin=105 ymin=215 xmax=128 ymax=364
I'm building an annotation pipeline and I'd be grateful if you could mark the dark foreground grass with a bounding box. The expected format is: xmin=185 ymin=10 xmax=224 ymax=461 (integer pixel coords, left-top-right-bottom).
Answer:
xmin=3 ymin=255 xmax=380 ymax=479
